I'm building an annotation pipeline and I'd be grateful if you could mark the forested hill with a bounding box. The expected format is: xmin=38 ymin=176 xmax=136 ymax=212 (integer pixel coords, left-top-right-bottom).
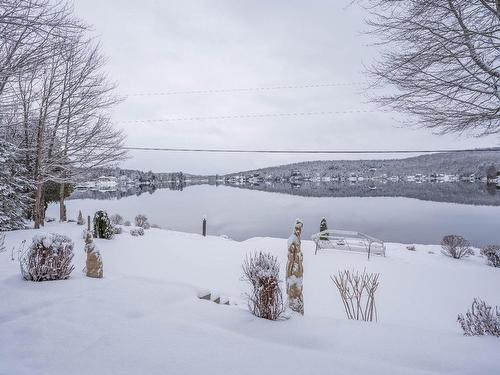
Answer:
xmin=226 ymin=150 xmax=500 ymax=178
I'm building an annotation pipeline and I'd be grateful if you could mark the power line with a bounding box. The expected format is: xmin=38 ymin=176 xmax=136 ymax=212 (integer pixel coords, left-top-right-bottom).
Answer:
xmin=122 ymin=82 xmax=365 ymax=97
xmin=120 ymin=146 xmax=500 ymax=154
xmin=116 ymin=109 xmax=379 ymax=124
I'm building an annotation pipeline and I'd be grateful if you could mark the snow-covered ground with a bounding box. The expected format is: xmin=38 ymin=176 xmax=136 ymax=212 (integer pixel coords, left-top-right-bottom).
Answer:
xmin=1 ymin=222 xmax=499 ymax=374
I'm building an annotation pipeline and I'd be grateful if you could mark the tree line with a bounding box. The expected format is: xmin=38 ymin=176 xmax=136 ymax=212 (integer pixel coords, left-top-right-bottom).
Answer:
xmin=0 ymin=0 xmax=126 ymax=230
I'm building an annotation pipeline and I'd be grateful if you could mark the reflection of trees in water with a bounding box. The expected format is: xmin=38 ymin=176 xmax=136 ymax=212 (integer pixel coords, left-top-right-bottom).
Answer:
xmin=68 ymin=180 xmax=500 ymax=206
xmin=224 ymin=181 xmax=500 ymax=206
xmin=68 ymin=181 xmax=189 ymax=200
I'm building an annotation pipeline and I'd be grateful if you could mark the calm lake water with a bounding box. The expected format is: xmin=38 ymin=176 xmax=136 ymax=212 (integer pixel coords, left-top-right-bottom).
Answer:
xmin=48 ymin=183 xmax=500 ymax=247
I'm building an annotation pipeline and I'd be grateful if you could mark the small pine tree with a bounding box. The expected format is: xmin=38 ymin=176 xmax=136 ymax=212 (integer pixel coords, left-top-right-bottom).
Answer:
xmin=77 ymin=210 xmax=85 ymax=225
xmin=93 ymin=211 xmax=114 ymax=239
xmin=320 ymin=217 xmax=328 ymax=240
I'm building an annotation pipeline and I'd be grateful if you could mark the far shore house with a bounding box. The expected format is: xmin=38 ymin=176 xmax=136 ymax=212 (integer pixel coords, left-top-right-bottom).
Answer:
xmin=97 ymin=176 xmax=117 ymax=188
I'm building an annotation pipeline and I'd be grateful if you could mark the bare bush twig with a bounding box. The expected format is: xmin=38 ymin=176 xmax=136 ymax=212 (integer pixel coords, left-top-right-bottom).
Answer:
xmin=331 ymin=269 xmax=380 ymax=322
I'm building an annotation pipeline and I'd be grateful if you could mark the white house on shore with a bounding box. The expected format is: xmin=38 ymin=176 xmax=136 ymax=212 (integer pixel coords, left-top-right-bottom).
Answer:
xmin=96 ymin=176 xmax=117 ymax=189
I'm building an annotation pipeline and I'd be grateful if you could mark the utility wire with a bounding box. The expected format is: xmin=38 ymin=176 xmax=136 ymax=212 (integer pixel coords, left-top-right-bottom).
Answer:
xmin=123 ymin=82 xmax=365 ymax=97
xmin=117 ymin=109 xmax=379 ymax=124
xmin=119 ymin=146 xmax=500 ymax=154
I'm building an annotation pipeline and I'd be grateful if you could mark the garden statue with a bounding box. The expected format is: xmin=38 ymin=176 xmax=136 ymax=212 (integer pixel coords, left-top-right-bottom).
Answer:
xmin=84 ymin=230 xmax=103 ymax=278
xmin=286 ymin=219 xmax=304 ymax=315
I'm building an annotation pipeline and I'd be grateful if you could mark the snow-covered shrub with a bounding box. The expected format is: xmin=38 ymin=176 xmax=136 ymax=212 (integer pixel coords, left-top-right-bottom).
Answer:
xmin=319 ymin=217 xmax=328 ymax=240
xmin=110 ymin=214 xmax=123 ymax=225
xmin=458 ymin=298 xmax=500 ymax=337
xmin=331 ymin=269 xmax=380 ymax=322
xmin=130 ymin=228 xmax=144 ymax=236
xmin=406 ymin=245 xmax=416 ymax=251
xmin=113 ymin=226 xmax=123 ymax=235
xmin=481 ymin=245 xmax=500 ymax=267
xmin=93 ymin=211 xmax=114 ymax=239
xmin=20 ymin=233 xmax=75 ymax=281
xmin=77 ymin=210 xmax=85 ymax=225
xmin=441 ymin=235 xmax=473 ymax=259
xmin=150 ymin=223 xmax=160 ymax=229
xmin=134 ymin=214 xmax=149 ymax=229
xmin=123 ymin=220 xmax=131 ymax=227
xmin=242 ymin=252 xmax=285 ymax=320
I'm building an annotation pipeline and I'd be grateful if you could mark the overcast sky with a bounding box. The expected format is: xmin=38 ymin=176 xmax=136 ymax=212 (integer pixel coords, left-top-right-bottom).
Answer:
xmin=73 ymin=0 xmax=499 ymax=174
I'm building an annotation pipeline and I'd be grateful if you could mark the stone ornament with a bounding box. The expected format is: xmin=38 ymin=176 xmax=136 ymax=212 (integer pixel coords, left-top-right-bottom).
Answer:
xmin=286 ymin=219 xmax=304 ymax=315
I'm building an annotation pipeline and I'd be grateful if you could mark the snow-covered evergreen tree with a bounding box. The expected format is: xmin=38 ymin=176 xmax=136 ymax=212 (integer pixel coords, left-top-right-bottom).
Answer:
xmin=320 ymin=217 xmax=328 ymax=240
xmin=0 ymin=141 xmax=31 ymax=230
xmin=93 ymin=211 xmax=114 ymax=239
xmin=77 ymin=210 xmax=85 ymax=225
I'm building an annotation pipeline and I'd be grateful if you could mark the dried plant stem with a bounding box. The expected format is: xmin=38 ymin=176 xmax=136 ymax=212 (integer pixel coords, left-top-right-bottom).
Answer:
xmin=331 ymin=269 xmax=379 ymax=322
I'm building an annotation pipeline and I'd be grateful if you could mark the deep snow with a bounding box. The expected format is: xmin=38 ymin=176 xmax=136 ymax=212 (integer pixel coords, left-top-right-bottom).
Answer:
xmin=1 ymin=222 xmax=499 ymax=374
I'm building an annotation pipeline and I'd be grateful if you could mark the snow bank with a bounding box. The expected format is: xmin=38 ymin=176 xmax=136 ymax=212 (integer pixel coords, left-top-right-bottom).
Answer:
xmin=0 ymin=222 xmax=499 ymax=374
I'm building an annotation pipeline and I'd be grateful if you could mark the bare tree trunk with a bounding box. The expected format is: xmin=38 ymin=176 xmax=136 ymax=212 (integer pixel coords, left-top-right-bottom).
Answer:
xmin=33 ymin=183 xmax=43 ymax=229
xmin=33 ymin=110 xmax=45 ymax=228
xmin=59 ymin=182 xmax=66 ymax=222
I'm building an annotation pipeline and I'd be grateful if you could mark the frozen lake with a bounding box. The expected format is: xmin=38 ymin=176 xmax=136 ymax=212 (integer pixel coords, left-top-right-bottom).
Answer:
xmin=47 ymin=183 xmax=500 ymax=247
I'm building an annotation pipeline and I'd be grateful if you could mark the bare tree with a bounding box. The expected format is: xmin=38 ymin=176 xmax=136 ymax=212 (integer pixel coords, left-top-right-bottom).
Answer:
xmin=359 ymin=0 xmax=500 ymax=135
xmin=0 ymin=0 xmax=81 ymax=98
xmin=1 ymin=1 xmax=126 ymax=227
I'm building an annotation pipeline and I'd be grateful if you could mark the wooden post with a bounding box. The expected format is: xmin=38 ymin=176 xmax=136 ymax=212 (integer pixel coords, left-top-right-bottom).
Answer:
xmin=202 ymin=218 xmax=207 ymax=237
xmin=87 ymin=216 xmax=91 ymax=232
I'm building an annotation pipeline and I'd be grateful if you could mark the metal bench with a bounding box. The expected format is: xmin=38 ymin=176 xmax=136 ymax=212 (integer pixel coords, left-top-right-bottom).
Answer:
xmin=311 ymin=229 xmax=386 ymax=259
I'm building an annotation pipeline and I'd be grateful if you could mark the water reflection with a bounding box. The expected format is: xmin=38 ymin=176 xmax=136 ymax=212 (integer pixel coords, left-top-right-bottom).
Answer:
xmin=70 ymin=180 xmax=500 ymax=206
